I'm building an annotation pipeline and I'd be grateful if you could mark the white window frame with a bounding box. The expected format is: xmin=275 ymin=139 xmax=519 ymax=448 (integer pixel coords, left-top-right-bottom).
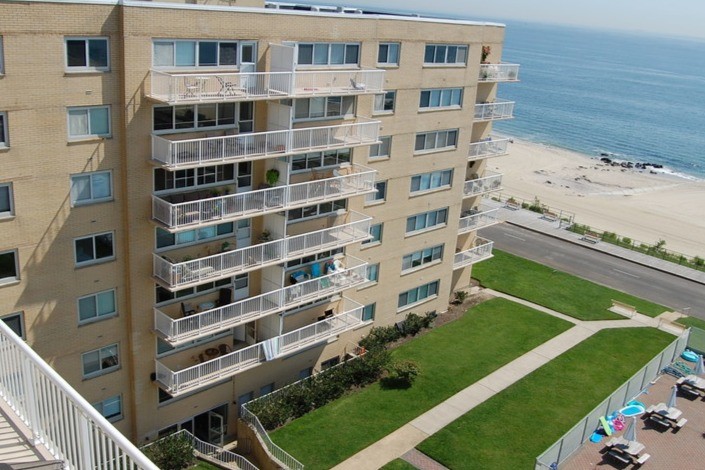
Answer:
xmin=152 ymin=102 xmax=247 ymax=133
xmin=74 ymin=231 xmax=115 ymax=266
xmin=414 ymin=129 xmax=458 ymax=154
xmin=93 ymin=395 xmax=123 ymax=422
xmin=296 ymin=42 xmax=360 ymax=67
xmin=78 ymin=288 xmax=117 ymax=324
xmin=156 ymin=222 xmax=235 ymax=251
xmin=64 ymin=37 xmax=110 ymax=72
xmin=424 ymin=44 xmax=468 ymax=66
xmin=365 ymin=180 xmax=387 ymax=205
xmin=361 ymin=303 xmax=376 ymax=321
xmin=361 ymin=223 xmax=383 ymax=246
xmin=290 ymin=149 xmax=351 ymax=173
xmin=155 ymin=277 xmax=233 ymax=307
xmin=67 ymin=105 xmax=111 ymax=139
xmin=287 ymin=199 xmax=346 ymax=223
xmin=82 ymin=344 xmax=119 ymax=378
xmin=419 ymin=88 xmax=463 ymax=110
xmin=373 ymin=90 xmax=396 ymax=114
xmin=366 ymin=263 xmax=379 ymax=284
xmin=152 ymin=39 xmax=255 ymax=69
xmin=70 ymin=171 xmax=113 ymax=206
xmin=0 ymin=249 xmax=19 ymax=285
xmin=377 ymin=42 xmax=400 ymax=66
xmin=1 ymin=311 xmax=25 ymax=339
xmin=369 ymin=136 xmax=391 ymax=160
xmin=293 ymin=96 xmax=355 ymax=121
xmin=402 ymin=244 xmax=444 ymax=273
xmin=406 ymin=208 xmax=448 ymax=235
xmin=0 ymin=111 xmax=8 ymax=148
xmin=0 ymin=183 xmax=14 ymax=218
xmin=153 ymin=164 xmax=236 ymax=193
xmin=410 ymin=169 xmax=453 ymax=194
xmin=398 ymin=280 xmax=440 ymax=311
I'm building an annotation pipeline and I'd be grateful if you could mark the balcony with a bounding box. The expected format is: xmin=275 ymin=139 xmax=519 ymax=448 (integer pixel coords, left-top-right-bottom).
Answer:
xmin=463 ymin=171 xmax=503 ymax=198
xmin=453 ymin=238 xmax=494 ymax=269
xmin=155 ymin=298 xmax=367 ymax=396
xmin=152 ymin=164 xmax=376 ymax=230
xmin=152 ymin=119 xmax=380 ymax=169
xmin=153 ymin=211 xmax=372 ymax=290
xmin=478 ymin=63 xmax=520 ymax=82
xmin=468 ymin=137 xmax=510 ymax=161
xmin=458 ymin=208 xmax=500 ymax=234
xmin=148 ymin=69 xmax=385 ymax=104
xmin=474 ymin=99 xmax=515 ymax=122
xmin=154 ymin=256 xmax=369 ymax=345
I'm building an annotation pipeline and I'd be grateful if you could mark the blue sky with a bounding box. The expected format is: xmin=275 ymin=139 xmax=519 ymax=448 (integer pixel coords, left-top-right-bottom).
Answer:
xmin=299 ymin=0 xmax=705 ymax=39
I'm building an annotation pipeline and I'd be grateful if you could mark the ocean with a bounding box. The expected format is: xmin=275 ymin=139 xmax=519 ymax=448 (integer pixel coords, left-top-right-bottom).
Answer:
xmin=490 ymin=21 xmax=705 ymax=179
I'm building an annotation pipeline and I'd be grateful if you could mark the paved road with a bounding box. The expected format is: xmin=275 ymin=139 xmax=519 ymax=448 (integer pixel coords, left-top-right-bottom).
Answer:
xmin=479 ymin=223 xmax=705 ymax=319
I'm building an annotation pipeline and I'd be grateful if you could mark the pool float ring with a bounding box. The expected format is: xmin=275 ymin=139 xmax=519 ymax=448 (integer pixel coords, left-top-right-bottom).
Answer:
xmin=682 ymin=349 xmax=699 ymax=362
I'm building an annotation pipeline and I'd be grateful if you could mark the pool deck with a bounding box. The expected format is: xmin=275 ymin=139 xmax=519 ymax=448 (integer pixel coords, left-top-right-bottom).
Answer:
xmin=563 ymin=373 xmax=705 ymax=469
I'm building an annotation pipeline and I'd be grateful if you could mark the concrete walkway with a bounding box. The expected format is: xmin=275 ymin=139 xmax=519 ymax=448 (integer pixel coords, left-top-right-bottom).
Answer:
xmin=332 ymin=291 xmax=683 ymax=470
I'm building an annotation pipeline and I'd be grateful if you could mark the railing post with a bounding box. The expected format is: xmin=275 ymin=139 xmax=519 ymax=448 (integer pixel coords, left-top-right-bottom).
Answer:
xmin=78 ymin=412 xmax=95 ymax=468
xmin=20 ymin=355 xmax=41 ymax=446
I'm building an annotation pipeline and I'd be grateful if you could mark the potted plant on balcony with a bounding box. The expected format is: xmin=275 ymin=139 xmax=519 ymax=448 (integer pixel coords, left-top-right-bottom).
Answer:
xmin=481 ymin=45 xmax=491 ymax=63
xmin=265 ymin=168 xmax=280 ymax=187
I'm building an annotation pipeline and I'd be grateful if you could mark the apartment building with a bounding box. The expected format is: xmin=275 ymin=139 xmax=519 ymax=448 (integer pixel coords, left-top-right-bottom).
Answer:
xmin=0 ymin=0 xmax=517 ymax=447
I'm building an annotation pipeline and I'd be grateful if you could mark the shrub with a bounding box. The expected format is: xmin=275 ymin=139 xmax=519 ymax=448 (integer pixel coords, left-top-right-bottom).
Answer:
xmin=693 ymin=256 xmax=704 ymax=267
xmin=384 ymin=360 xmax=421 ymax=388
xmin=359 ymin=325 xmax=401 ymax=351
xmin=143 ymin=433 xmax=194 ymax=470
xmin=621 ymin=237 xmax=632 ymax=246
xmin=453 ymin=290 xmax=468 ymax=305
xmin=402 ymin=313 xmax=426 ymax=336
xmin=527 ymin=197 xmax=543 ymax=213
xmin=521 ymin=202 xmax=530 ymax=209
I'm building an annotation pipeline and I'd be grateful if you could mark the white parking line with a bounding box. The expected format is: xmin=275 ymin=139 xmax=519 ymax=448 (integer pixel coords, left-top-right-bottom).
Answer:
xmin=613 ymin=268 xmax=640 ymax=279
xmin=505 ymin=234 xmax=526 ymax=241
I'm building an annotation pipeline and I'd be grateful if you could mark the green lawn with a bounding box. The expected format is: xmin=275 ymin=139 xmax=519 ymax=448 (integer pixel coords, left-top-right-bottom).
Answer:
xmin=270 ymin=298 xmax=573 ymax=469
xmin=380 ymin=459 xmax=417 ymax=469
xmin=473 ymin=250 xmax=670 ymax=320
xmin=676 ymin=316 xmax=705 ymax=330
xmin=417 ymin=327 xmax=675 ymax=469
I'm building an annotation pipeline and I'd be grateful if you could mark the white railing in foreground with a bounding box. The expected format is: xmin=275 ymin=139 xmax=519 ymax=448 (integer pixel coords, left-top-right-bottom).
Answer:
xmin=0 ymin=322 xmax=158 ymax=470
xmin=152 ymin=119 xmax=380 ymax=168
xmin=144 ymin=429 xmax=258 ymax=470
xmin=463 ymin=171 xmax=503 ymax=197
xmin=240 ymin=407 xmax=304 ymax=470
xmin=468 ymin=137 xmax=510 ymax=161
xmin=458 ymin=208 xmax=500 ymax=234
xmin=478 ymin=63 xmax=520 ymax=82
xmin=453 ymin=238 xmax=494 ymax=269
xmin=474 ymin=99 xmax=515 ymax=121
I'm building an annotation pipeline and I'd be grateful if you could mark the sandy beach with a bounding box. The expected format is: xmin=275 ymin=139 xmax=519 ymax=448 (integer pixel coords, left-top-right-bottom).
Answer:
xmin=489 ymin=139 xmax=705 ymax=258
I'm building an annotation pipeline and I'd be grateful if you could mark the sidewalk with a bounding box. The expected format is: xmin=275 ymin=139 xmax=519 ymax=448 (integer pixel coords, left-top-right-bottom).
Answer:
xmin=482 ymin=198 xmax=705 ymax=286
xmin=332 ymin=291 xmax=682 ymax=470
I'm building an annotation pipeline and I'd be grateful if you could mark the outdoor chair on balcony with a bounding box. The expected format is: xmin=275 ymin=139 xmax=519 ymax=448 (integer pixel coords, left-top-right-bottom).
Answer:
xmin=217 ymin=287 xmax=233 ymax=307
xmin=181 ymin=302 xmax=197 ymax=317
xmin=350 ymin=78 xmax=366 ymax=91
xmin=217 ymin=76 xmax=244 ymax=97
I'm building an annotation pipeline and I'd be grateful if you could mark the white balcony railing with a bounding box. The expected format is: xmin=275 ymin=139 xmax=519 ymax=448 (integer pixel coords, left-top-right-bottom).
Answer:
xmin=468 ymin=137 xmax=510 ymax=161
xmin=155 ymin=298 xmax=367 ymax=396
xmin=153 ymin=211 xmax=372 ymax=290
xmin=0 ymin=322 xmax=158 ymax=470
xmin=152 ymin=164 xmax=376 ymax=230
xmin=152 ymin=119 xmax=380 ymax=169
xmin=478 ymin=63 xmax=520 ymax=82
xmin=463 ymin=171 xmax=503 ymax=198
xmin=154 ymin=256 xmax=369 ymax=345
xmin=474 ymin=99 xmax=515 ymax=121
xmin=453 ymin=238 xmax=494 ymax=269
xmin=149 ymin=68 xmax=385 ymax=104
xmin=458 ymin=208 xmax=500 ymax=234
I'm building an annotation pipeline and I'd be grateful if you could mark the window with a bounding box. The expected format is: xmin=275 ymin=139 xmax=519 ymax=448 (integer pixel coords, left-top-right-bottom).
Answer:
xmin=154 ymin=165 xmax=235 ymax=192
xmin=156 ymin=222 xmax=234 ymax=250
xmin=366 ymin=181 xmax=387 ymax=204
xmin=155 ymin=277 xmax=232 ymax=305
xmin=361 ymin=303 xmax=376 ymax=321
xmin=297 ymin=43 xmax=359 ymax=66
xmin=0 ymin=36 xmax=4 ymax=74
xmin=153 ymin=103 xmax=250 ymax=132
xmin=260 ymin=383 xmax=275 ymax=396
xmin=321 ymin=356 xmax=340 ymax=369
xmin=285 ymin=248 xmax=342 ymax=269
xmin=420 ymin=88 xmax=463 ymax=110
xmin=377 ymin=43 xmax=399 ymax=66
xmin=65 ymin=37 xmax=109 ymax=71
xmin=74 ymin=232 xmax=114 ymax=266
xmin=414 ymin=129 xmax=458 ymax=153
xmin=1 ymin=312 xmax=24 ymax=339
xmin=424 ymin=44 xmax=468 ymax=65
xmin=294 ymin=96 xmax=354 ymax=121
xmin=373 ymin=91 xmax=396 ymax=114
xmin=153 ymin=40 xmax=253 ymax=68
xmin=0 ymin=183 xmax=14 ymax=217
xmin=366 ymin=263 xmax=379 ymax=283
xmin=93 ymin=395 xmax=122 ymax=422
xmin=68 ymin=106 xmax=111 ymax=139
xmin=410 ymin=169 xmax=453 ymax=194
xmin=290 ymin=149 xmax=351 ymax=172
xmin=82 ymin=344 xmax=119 ymax=378
xmin=0 ymin=112 xmax=8 ymax=147
xmin=78 ymin=289 xmax=117 ymax=324
xmin=287 ymin=199 xmax=346 ymax=222
xmin=402 ymin=244 xmax=444 ymax=272
xmin=299 ymin=367 xmax=313 ymax=380
xmin=406 ymin=208 xmax=448 ymax=234
xmin=237 ymin=391 xmax=254 ymax=407
xmin=0 ymin=250 xmax=19 ymax=284
xmin=362 ymin=223 xmax=382 ymax=246
xmin=369 ymin=136 xmax=391 ymax=160
xmin=70 ymin=171 xmax=112 ymax=206
xmin=398 ymin=280 xmax=440 ymax=309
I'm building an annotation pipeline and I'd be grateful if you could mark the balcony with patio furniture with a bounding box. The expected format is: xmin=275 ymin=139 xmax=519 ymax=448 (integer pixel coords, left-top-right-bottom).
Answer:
xmin=153 ymin=210 xmax=372 ymax=290
xmin=474 ymin=99 xmax=515 ymax=121
xmin=468 ymin=136 xmax=511 ymax=161
xmin=478 ymin=63 xmax=520 ymax=82
xmin=458 ymin=207 xmax=500 ymax=234
xmin=463 ymin=171 xmax=503 ymax=198
xmin=152 ymin=164 xmax=376 ymax=230
xmin=152 ymin=118 xmax=380 ymax=169
xmin=154 ymin=255 xmax=369 ymax=345
xmin=155 ymin=297 xmax=368 ymax=396
xmin=453 ymin=237 xmax=494 ymax=269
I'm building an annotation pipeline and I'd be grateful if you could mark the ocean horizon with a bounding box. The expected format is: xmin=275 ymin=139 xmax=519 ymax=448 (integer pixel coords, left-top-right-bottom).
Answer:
xmin=479 ymin=20 xmax=705 ymax=180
